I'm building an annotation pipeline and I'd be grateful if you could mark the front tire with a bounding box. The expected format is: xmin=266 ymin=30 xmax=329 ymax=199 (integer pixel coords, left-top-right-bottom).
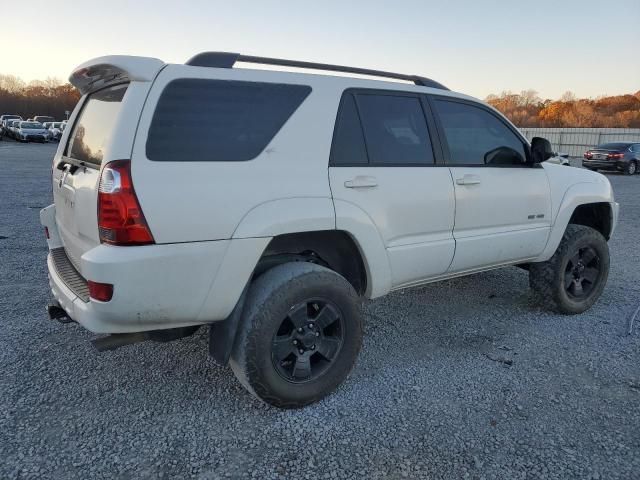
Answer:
xmin=529 ymin=225 xmax=609 ymax=314
xmin=230 ymin=262 xmax=362 ymax=408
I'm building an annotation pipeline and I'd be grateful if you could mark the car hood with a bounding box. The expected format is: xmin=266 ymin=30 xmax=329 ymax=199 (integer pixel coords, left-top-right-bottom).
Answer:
xmin=19 ymin=129 xmax=48 ymax=134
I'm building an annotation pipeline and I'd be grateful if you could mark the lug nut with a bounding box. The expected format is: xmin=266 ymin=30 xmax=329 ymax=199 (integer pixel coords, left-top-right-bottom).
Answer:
xmin=309 ymin=323 xmax=315 ymax=329
xmin=297 ymin=327 xmax=303 ymax=333
xmin=298 ymin=349 xmax=304 ymax=355
xmin=315 ymin=332 xmax=320 ymax=337
xmin=311 ymin=345 xmax=316 ymax=350
xmin=293 ymin=340 xmax=298 ymax=345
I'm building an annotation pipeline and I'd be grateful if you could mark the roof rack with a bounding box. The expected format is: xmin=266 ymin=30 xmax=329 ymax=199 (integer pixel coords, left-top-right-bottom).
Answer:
xmin=185 ymin=52 xmax=449 ymax=90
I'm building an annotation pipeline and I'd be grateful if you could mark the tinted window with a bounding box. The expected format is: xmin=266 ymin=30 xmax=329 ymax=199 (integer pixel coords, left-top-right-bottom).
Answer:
xmin=357 ymin=94 xmax=434 ymax=165
xmin=597 ymin=142 xmax=631 ymax=150
xmin=66 ymin=83 xmax=128 ymax=165
xmin=147 ymin=79 xmax=311 ymax=162
xmin=434 ymin=100 xmax=526 ymax=166
xmin=330 ymin=93 xmax=368 ymax=165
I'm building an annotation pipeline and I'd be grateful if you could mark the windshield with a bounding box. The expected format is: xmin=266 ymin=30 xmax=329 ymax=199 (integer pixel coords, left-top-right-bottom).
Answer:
xmin=596 ymin=143 xmax=631 ymax=150
xmin=20 ymin=122 xmax=43 ymax=129
xmin=66 ymin=83 xmax=128 ymax=165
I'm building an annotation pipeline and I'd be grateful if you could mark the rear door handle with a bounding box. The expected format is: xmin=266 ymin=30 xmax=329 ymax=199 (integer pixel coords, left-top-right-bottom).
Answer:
xmin=455 ymin=174 xmax=481 ymax=186
xmin=344 ymin=176 xmax=378 ymax=188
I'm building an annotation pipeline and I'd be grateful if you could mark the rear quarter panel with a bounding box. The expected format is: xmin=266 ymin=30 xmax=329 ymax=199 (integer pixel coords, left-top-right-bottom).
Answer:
xmin=131 ymin=65 xmax=341 ymax=244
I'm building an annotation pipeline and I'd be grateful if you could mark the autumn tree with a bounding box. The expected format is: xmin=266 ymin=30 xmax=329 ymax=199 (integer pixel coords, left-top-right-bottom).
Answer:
xmin=487 ymin=90 xmax=640 ymax=128
xmin=0 ymin=75 xmax=80 ymax=120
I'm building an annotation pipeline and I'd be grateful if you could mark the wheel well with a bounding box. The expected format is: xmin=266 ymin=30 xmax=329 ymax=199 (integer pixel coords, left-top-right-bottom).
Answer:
xmin=569 ymin=202 xmax=612 ymax=240
xmin=257 ymin=231 xmax=367 ymax=295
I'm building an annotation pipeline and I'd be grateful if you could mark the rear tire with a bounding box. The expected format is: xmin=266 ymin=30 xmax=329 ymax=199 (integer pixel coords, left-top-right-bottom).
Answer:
xmin=625 ymin=160 xmax=637 ymax=175
xmin=230 ymin=262 xmax=362 ymax=408
xmin=529 ymin=225 xmax=609 ymax=314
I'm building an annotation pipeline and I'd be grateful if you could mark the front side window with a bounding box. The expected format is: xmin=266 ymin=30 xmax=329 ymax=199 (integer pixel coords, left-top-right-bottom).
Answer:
xmin=146 ymin=79 xmax=311 ymax=162
xmin=357 ymin=94 xmax=434 ymax=165
xmin=434 ymin=99 xmax=527 ymax=166
xmin=66 ymin=83 xmax=128 ymax=165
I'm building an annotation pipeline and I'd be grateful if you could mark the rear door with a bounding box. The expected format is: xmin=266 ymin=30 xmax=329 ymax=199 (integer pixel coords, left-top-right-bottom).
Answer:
xmin=429 ymin=96 xmax=551 ymax=272
xmin=329 ymin=90 xmax=455 ymax=288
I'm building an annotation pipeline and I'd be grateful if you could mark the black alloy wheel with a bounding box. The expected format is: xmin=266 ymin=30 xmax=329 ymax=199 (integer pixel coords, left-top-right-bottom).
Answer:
xmin=271 ymin=299 xmax=344 ymax=383
xmin=563 ymin=247 xmax=601 ymax=299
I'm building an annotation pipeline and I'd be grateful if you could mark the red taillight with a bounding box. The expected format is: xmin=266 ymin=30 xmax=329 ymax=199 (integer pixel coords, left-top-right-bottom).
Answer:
xmin=607 ymin=152 xmax=624 ymax=159
xmin=584 ymin=151 xmax=592 ymax=159
xmin=98 ymin=160 xmax=154 ymax=246
xmin=88 ymin=280 xmax=114 ymax=302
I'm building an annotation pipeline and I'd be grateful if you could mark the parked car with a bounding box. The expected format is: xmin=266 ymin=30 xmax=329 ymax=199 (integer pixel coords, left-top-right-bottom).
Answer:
xmin=41 ymin=53 xmax=619 ymax=408
xmin=34 ymin=115 xmax=55 ymax=125
xmin=48 ymin=122 xmax=66 ymax=141
xmin=1 ymin=114 xmax=22 ymax=135
xmin=547 ymin=152 xmax=570 ymax=166
xmin=14 ymin=121 xmax=49 ymax=143
xmin=583 ymin=142 xmax=640 ymax=175
xmin=7 ymin=119 xmax=22 ymax=139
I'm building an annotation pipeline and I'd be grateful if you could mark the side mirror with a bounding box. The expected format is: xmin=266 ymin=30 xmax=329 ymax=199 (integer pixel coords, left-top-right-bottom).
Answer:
xmin=531 ymin=137 xmax=554 ymax=163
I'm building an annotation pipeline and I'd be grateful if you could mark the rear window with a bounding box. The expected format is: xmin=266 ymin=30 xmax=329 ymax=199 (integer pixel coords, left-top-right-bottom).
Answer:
xmin=596 ymin=143 xmax=631 ymax=150
xmin=146 ymin=79 xmax=311 ymax=162
xmin=65 ymin=83 xmax=128 ymax=165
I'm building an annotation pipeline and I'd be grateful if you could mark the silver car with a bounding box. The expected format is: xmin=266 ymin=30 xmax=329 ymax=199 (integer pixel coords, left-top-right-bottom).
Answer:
xmin=14 ymin=121 xmax=49 ymax=143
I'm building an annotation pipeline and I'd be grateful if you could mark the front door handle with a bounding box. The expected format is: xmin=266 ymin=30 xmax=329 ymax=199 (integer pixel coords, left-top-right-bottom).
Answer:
xmin=344 ymin=176 xmax=378 ymax=188
xmin=455 ymin=174 xmax=481 ymax=186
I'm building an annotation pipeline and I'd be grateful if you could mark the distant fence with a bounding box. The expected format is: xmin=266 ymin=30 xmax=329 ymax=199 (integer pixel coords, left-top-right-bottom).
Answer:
xmin=519 ymin=128 xmax=640 ymax=156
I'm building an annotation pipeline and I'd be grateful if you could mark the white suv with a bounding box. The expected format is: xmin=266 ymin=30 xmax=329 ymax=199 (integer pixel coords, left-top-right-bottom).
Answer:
xmin=41 ymin=52 xmax=619 ymax=408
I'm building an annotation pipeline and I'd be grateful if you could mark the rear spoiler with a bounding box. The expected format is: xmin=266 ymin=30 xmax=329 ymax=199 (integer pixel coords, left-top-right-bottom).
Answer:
xmin=69 ymin=55 xmax=165 ymax=95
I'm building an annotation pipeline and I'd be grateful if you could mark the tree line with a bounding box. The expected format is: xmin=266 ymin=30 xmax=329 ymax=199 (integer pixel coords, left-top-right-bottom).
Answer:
xmin=486 ymin=90 xmax=640 ymax=128
xmin=0 ymin=74 xmax=80 ymax=121
xmin=2 ymin=73 xmax=639 ymax=128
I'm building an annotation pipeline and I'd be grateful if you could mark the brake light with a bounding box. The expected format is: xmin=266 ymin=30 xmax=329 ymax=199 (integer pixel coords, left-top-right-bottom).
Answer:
xmin=607 ymin=152 xmax=624 ymax=159
xmin=97 ymin=160 xmax=154 ymax=245
xmin=88 ymin=280 xmax=114 ymax=302
xmin=584 ymin=151 xmax=592 ymax=159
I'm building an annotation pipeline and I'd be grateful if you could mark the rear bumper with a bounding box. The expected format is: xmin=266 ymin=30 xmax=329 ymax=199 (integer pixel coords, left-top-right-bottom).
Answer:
xmin=41 ymin=204 xmax=269 ymax=334
xmin=47 ymin=241 xmax=231 ymax=333
xmin=582 ymin=159 xmax=627 ymax=171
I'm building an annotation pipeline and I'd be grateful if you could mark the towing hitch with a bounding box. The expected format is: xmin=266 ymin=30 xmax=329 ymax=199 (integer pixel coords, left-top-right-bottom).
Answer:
xmin=47 ymin=304 xmax=73 ymax=324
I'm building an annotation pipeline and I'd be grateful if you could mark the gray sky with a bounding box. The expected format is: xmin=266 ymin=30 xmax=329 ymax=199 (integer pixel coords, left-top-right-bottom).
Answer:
xmin=5 ymin=0 xmax=639 ymax=99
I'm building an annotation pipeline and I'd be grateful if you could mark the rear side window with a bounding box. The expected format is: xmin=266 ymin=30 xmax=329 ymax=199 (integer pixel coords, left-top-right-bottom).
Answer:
xmin=146 ymin=79 xmax=311 ymax=162
xmin=357 ymin=94 xmax=434 ymax=165
xmin=433 ymin=99 xmax=526 ymax=166
xmin=66 ymin=83 xmax=128 ymax=166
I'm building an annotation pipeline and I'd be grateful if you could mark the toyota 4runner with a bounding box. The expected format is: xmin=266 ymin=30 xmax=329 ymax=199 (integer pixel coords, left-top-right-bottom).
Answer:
xmin=41 ymin=52 xmax=619 ymax=408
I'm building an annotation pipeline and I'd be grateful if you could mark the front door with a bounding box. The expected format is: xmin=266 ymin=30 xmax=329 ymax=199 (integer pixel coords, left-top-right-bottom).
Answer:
xmin=429 ymin=97 xmax=552 ymax=272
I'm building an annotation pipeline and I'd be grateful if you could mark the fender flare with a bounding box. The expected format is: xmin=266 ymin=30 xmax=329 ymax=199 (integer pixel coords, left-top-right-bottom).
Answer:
xmin=232 ymin=197 xmax=335 ymax=238
xmin=536 ymin=181 xmax=616 ymax=262
xmin=332 ymin=199 xmax=391 ymax=298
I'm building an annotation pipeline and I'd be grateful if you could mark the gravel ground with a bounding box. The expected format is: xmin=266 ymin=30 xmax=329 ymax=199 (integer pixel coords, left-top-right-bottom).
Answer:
xmin=1 ymin=141 xmax=639 ymax=480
